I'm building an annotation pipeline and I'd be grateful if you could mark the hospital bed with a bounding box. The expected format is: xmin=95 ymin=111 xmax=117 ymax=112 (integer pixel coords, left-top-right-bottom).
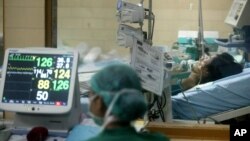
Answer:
xmin=172 ymin=68 xmax=250 ymax=122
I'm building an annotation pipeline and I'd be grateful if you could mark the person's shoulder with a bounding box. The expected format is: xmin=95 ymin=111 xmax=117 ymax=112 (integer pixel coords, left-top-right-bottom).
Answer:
xmin=85 ymin=136 xmax=101 ymax=141
xmin=85 ymin=132 xmax=169 ymax=141
xmin=140 ymin=131 xmax=170 ymax=141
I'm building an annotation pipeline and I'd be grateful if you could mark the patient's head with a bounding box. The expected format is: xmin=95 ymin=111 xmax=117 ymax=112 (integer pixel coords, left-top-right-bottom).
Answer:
xmin=89 ymin=64 xmax=147 ymax=127
xmin=182 ymin=52 xmax=243 ymax=90
xmin=202 ymin=52 xmax=243 ymax=82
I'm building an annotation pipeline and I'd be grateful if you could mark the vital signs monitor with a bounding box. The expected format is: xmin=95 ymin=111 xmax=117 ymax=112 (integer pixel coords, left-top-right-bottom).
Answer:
xmin=0 ymin=48 xmax=82 ymax=133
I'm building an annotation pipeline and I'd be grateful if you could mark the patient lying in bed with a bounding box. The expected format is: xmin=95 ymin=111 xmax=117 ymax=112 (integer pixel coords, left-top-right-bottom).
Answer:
xmin=179 ymin=52 xmax=243 ymax=91
xmin=172 ymin=68 xmax=250 ymax=120
xmin=172 ymin=53 xmax=249 ymax=120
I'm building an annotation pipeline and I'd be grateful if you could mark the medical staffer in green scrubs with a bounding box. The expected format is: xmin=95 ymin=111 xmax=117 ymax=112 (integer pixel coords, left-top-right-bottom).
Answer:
xmin=86 ymin=64 xmax=169 ymax=141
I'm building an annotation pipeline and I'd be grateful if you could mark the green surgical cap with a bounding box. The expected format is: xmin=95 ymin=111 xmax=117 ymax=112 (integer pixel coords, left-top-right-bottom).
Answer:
xmin=90 ymin=64 xmax=142 ymax=106
xmin=111 ymin=89 xmax=147 ymax=121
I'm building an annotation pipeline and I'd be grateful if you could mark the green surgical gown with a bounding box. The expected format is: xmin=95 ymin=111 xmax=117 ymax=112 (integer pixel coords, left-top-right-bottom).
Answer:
xmin=86 ymin=126 xmax=169 ymax=141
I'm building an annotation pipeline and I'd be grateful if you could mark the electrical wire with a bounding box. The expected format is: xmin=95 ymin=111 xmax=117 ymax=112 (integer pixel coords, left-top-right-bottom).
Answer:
xmin=179 ymin=88 xmax=200 ymax=123
xmin=161 ymin=90 xmax=167 ymax=108
xmin=200 ymin=116 xmax=220 ymax=124
xmin=178 ymin=66 xmax=204 ymax=123
xmin=156 ymin=93 xmax=167 ymax=122
xmin=147 ymin=93 xmax=167 ymax=122
xmin=147 ymin=93 xmax=157 ymax=110
xmin=156 ymin=96 xmax=165 ymax=122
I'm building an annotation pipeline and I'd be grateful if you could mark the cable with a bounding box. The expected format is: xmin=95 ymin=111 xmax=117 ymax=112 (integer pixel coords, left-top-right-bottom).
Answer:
xmin=178 ymin=67 xmax=204 ymax=123
xmin=196 ymin=65 xmax=203 ymax=85
xmin=147 ymin=93 xmax=166 ymax=122
xmin=179 ymin=66 xmax=222 ymax=124
xmin=200 ymin=116 xmax=220 ymax=124
xmin=156 ymin=96 xmax=165 ymax=122
xmin=161 ymin=90 xmax=167 ymax=109
xmin=156 ymin=93 xmax=167 ymax=122
xmin=179 ymin=88 xmax=200 ymax=123
xmin=146 ymin=89 xmax=168 ymax=122
xmin=147 ymin=93 xmax=157 ymax=110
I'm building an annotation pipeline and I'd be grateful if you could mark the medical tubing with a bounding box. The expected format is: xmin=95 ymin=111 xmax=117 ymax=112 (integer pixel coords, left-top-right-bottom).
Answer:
xmin=175 ymin=62 xmax=203 ymax=122
xmin=197 ymin=62 xmax=203 ymax=85
xmin=179 ymin=80 xmax=200 ymax=123
xmin=194 ymin=90 xmax=220 ymax=124
xmin=202 ymin=116 xmax=220 ymax=124
xmin=194 ymin=84 xmax=220 ymax=123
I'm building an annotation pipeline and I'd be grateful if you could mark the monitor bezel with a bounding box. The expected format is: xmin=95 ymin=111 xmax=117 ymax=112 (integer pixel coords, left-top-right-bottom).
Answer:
xmin=0 ymin=48 xmax=79 ymax=114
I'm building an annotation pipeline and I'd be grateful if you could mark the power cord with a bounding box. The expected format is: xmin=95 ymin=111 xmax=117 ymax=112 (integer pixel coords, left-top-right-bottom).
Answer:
xmin=147 ymin=93 xmax=167 ymax=122
xmin=156 ymin=97 xmax=165 ymax=122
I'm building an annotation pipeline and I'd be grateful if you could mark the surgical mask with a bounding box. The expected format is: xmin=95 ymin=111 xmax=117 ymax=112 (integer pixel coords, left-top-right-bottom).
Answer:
xmin=101 ymin=92 xmax=122 ymax=129
xmin=88 ymin=92 xmax=123 ymax=129
xmin=88 ymin=112 xmax=104 ymax=126
xmin=88 ymin=95 xmax=104 ymax=126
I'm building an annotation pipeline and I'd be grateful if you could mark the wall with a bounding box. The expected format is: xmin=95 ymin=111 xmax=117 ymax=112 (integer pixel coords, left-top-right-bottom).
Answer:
xmin=0 ymin=0 xmax=3 ymax=34
xmin=152 ymin=0 xmax=233 ymax=45
xmin=58 ymin=0 xmax=233 ymax=55
xmin=4 ymin=0 xmax=45 ymax=48
xmin=0 ymin=0 xmax=3 ymax=65
xmin=57 ymin=0 xmax=126 ymax=54
xmin=2 ymin=0 xmax=234 ymax=53
xmin=3 ymin=0 xmax=45 ymax=119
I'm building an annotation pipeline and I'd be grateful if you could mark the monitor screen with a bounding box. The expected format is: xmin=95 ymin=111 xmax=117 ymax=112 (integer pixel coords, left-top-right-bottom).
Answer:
xmin=0 ymin=48 xmax=78 ymax=114
xmin=225 ymin=0 xmax=250 ymax=28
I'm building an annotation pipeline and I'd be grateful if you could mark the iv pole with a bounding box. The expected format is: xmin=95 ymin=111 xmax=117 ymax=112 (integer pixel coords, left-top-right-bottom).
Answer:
xmin=140 ymin=0 xmax=153 ymax=45
xmin=197 ymin=0 xmax=205 ymax=57
xmin=148 ymin=0 xmax=153 ymax=44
